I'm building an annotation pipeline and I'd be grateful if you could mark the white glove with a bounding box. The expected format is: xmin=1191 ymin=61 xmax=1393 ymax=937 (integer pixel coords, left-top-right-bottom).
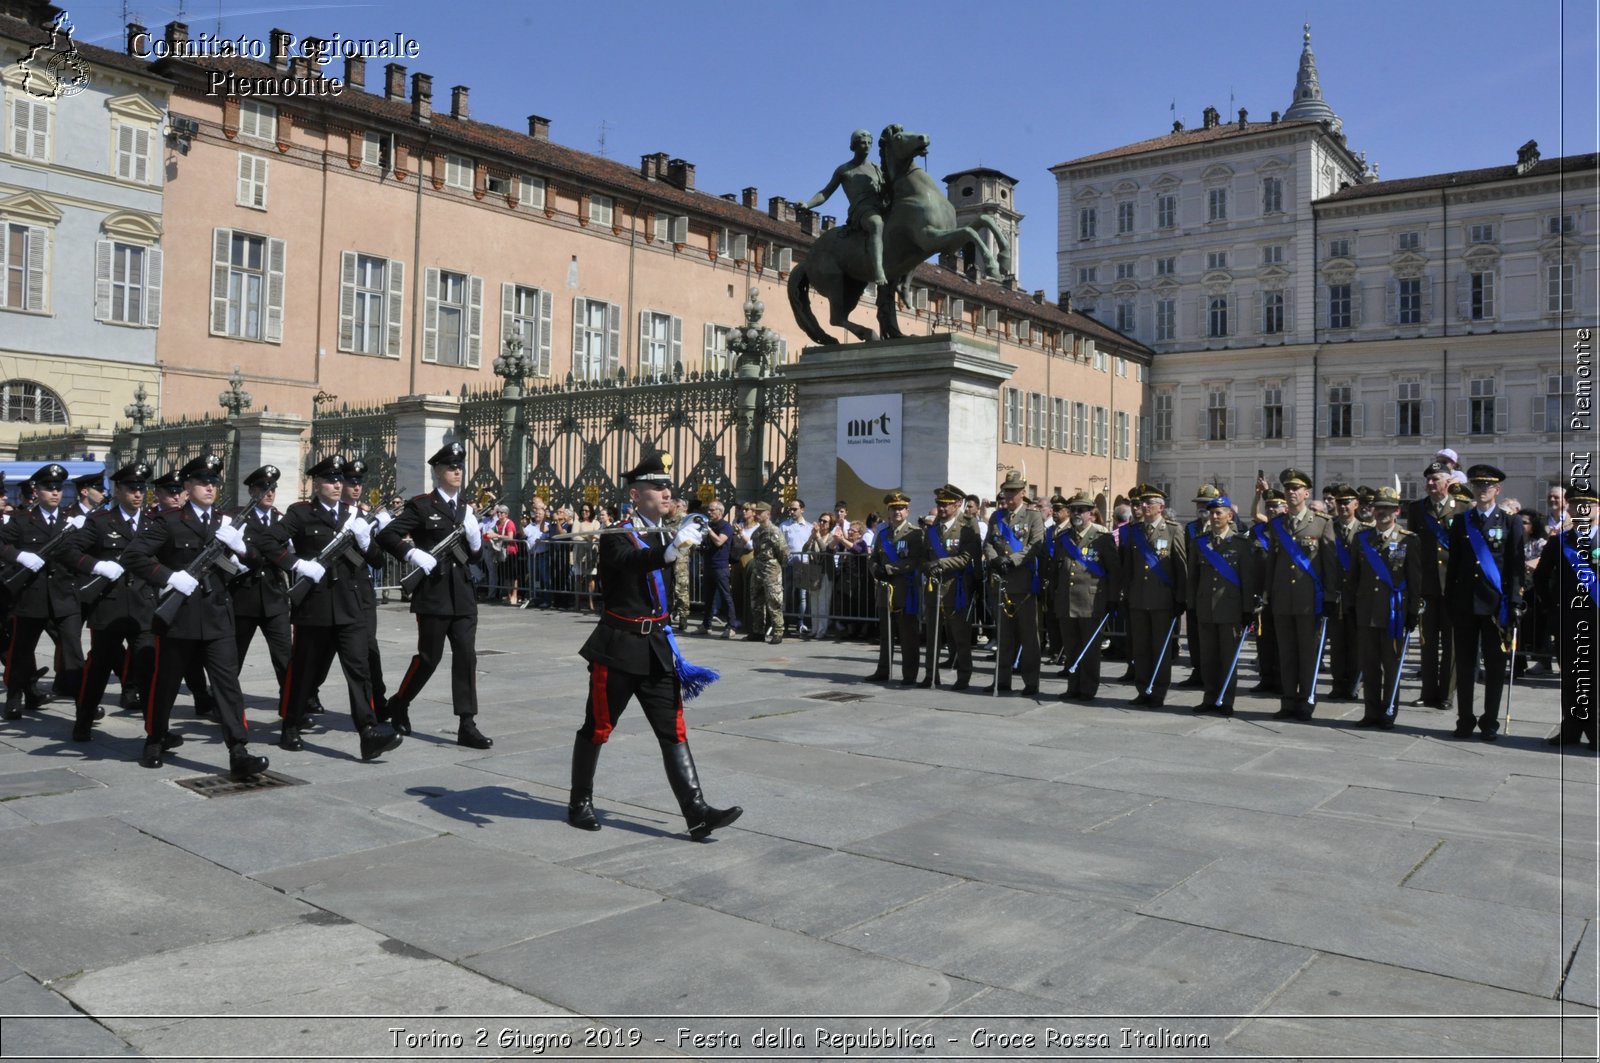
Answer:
xmin=65 ymin=514 xmax=86 ymax=530
xmin=375 ymin=509 xmax=394 ymax=530
xmin=92 ymin=560 xmax=124 ymax=581
xmin=293 ymin=559 xmax=326 ymax=584
xmin=215 ymin=519 xmax=248 ymax=556
xmin=463 ymin=515 xmax=483 ymax=551
xmin=167 ymin=570 xmax=199 ymax=596
xmin=406 ymin=547 xmax=437 ymax=575
xmin=664 ymin=520 xmax=706 ymax=563
xmin=16 ymin=551 xmax=43 ymax=572
xmin=345 ymin=513 xmax=372 ymax=550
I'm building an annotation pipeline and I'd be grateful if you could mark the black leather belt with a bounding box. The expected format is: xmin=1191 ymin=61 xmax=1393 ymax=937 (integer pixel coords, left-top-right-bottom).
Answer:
xmin=602 ymin=611 xmax=666 ymax=635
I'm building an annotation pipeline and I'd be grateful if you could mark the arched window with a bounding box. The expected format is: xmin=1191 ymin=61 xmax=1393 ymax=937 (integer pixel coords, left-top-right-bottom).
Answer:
xmin=0 ymin=380 xmax=67 ymax=425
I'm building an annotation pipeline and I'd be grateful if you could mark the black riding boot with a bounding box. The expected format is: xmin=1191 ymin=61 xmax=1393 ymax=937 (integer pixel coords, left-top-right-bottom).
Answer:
xmin=660 ymin=741 xmax=742 ymax=840
xmin=567 ymin=735 xmax=602 ymax=830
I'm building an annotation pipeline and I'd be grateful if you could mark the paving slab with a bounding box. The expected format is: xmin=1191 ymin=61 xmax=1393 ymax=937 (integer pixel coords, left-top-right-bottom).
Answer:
xmin=1564 ymin=921 xmax=1599 ymax=1009
xmin=845 ymin=810 xmax=1216 ymax=904
xmin=679 ymin=728 xmax=936 ymax=790
xmin=1139 ymin=859 xmax=1584 ymax=996
xmin=1403 ymin=836 xmax=1599 ymax=915
xmin=563 ymin=830 xmax=803 ymax=893
xmin=866 ymin=731 xmax=1116 ymax=779
xmin=1309 ymin=783 xmax=1443 ymax=827
xmin=1057 ymin=754 xmax=1349 ymax=814
xmin=1239 ymin=744 xmax=1507 ymax=800
xmin=256 ymin=834 xmax=661 ymax=961
xmin=0 ymin=972 xmax=139 ymax=1059
xmin=862 ymin=772 xmax=1162 ymax=833
xmin=1032 ymin=723 xmax=1276 ymax=770
xmin=1226 ymin=952 xmax=1596 ymax=1059
xmin=0 ymin=765 xmax=101 ymax=800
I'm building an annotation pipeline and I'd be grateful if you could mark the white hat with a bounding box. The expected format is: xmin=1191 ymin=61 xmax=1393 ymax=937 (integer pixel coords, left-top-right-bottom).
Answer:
xmin=1449 ymin=470 xmax=1469 ymax=485
xmin=1435 ymin=447 xmax=1459 ymax=465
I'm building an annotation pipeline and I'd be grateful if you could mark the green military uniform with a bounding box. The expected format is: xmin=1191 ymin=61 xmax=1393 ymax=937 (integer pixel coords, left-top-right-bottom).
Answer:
xmin=1262 ymin=468 xmax=1341 ymax=720
xmin=663 ymin=509 xmax=692 ymax=628
xmin=1181 ymin=484 xmax=1222 ymax=688
xmin=747 ymin=504 xmax=787 ymax=644
xmin=1049 ymin=492 xmax=1120 ymax=701
xmin=1327 ymin=484 xmax=1371 ymax=699
xmin=923 ymin=484 xmax=983 ymax=690
xmin=984 ymin=472 xmax=1047 ymax=694
xmin=868 ymin=492 xmax=927 ymax=685
xmin=1188 ymin=499 xmax=1258 ymax=716
xmin=1404 ymin=463 xmax=1467 ymax=709
xmin=1119 ymin=485 xmax=1187 ymax=706
xmin=1248 ymin=493 xmax=1286 ymax=695
xmin=1346 ymin=488 xmax=1422 ymax=728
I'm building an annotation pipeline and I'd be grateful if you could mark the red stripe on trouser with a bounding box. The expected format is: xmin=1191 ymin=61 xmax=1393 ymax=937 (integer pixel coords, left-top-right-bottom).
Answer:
xmin=674 ymin=693 xmax=686 ymax=743
xmin=590 ymin=664 xmax=613 ymax=743
xmin=146 ymin=636 xmax=161 ymax=737
xmin=392 ymin=616 xmax=423 ymax=702
xmin=78 ymin=650 xmax=93 ymax=708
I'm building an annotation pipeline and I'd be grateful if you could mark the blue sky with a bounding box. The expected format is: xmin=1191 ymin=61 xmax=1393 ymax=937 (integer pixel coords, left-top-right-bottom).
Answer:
xmin=69 ymin=0 xmax=1598 ymax=291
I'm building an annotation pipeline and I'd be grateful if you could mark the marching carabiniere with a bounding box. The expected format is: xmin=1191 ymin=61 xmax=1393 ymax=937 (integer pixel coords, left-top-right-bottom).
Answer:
xmin=230 ymin=465 xmax=293 ymax=709
xmin=1405 ymin=461 xmax=1467 ymax=710
xmin=1346 ymin=487 xmax=1421 ymax=729
xmin=0 ymin=463 xmax=86 ymax=721
xmin=120 ymin=455 xmax=269 ymax=779
xmin=1051 ymin=491 xmax=1120 ymax=702
xmin=867 ymin=491 xmax=926 ymax=685
xmin=375 ymin=442 xmax=492 ymax=749
xmin=1187 ymin=494 xmax=1257 ymax=716
xmin=1120 ymin=484 xmax=1187 ymax=707
xmin=70 ymin=470 xmax=106 ymax=519
xmin=922 ymin=483 xmax=982 ymax=690
xmin=566 ymin=453 xmax=742 ymax=841
xmin=265 ymin=455 xmax=402 ymax=760
xmin=984 ymin=469 xmax=1046 ymax=695
xmin=1445 ymin=463 xmax=1525 ymax=741
xmin=1261 ymin=468 xmax=1340 ymax=721
xmin=59 ymin=462 xmax=156 ymax=741
xmin=303 ymin=458 xmax=390 ymax=715
xmin=1537 ymin=481 xmax=1599 ymax=748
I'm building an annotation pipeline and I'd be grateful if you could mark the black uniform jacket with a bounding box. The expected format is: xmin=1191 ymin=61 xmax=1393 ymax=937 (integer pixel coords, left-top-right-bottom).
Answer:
xmin=376 ymin=490 xmax=480 ymax=616
xmin=229 ymin=505 xmax=290 ymax=619
xmin=59 ymin=506 xmax=155 ymax=630
xmin=579 ymin=520 xmax=676 ymax=676
xmin=1445 ymin=505 xmax=1525 ymax=619
xmin=0 ymin=507 xmax=83 ymax=620
xmin=265 ymin=501 xmax=375 ymax=626
xmin=122 ymin=506 xmax=254 ymax=639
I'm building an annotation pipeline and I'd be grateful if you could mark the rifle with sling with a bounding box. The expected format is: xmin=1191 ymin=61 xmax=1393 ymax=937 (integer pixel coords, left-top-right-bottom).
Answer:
xmin=3 ymin=524 xmax=79 ymax=594
xmin=153 ymin=534 xmax=246 ymax=625
xmin=287 ymin=521 xmax=368 ymax=606
xmin=400 ymin=525 xmax=468 ymax=593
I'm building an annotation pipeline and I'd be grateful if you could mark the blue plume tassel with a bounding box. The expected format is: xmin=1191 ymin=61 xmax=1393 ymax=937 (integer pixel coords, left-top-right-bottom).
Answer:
xmin=664 ymin=626 xmax=719 ymax=701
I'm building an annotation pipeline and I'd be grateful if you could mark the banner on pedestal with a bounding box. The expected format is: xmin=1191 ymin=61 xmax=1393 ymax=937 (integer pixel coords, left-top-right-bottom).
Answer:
xmin=836 ymin=393 xmax=902 ymax=518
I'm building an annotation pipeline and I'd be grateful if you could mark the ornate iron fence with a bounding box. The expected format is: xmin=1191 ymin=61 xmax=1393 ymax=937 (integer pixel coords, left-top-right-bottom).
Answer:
xmin=14 ymin=427 xmax=102 ymax=462
xmin=110 ymin=414 xmax=236 ymax=482
xmin=307 ymin=399 xmax=400 ymax=504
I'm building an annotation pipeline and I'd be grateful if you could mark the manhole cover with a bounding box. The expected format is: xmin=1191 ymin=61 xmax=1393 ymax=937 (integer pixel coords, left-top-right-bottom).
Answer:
xmin=175 ymin=769 xmax=305 ymax=798
xmin=803 ymin=691 xmax=872 ymax=703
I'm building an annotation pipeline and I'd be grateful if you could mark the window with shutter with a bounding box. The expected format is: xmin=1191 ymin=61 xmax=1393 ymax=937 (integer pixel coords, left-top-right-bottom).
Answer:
xmin=704 ymin=323 xmax=734 ymax=375
xmin=11 ymin=98 xmax=50 ymax=160
xmin=519 ymin=176 xmax=546 ymax=210
xmin=115 ymin=124 xmax=151 ymax=183
xmin=263 ymin=237 xmax=285 ymax=343
xmin=237 ymin=154 xmax=268 ymax=209
xmin=589 ymin=194 xmax=613 ymax=227
xmin=238 ymin=100 xmax=276 ymax=142
xmin=0 ymin=222 xmax=47 ymax=312
xmin=431 ymin=271 xmax=469 ymax=366
xmin=638 ymin=310 xmax=680 ymax=380
xmin=573 ymin=298 xmax=617 ymax=382
xmin=0 ymin=380 xmax=67 ymax=424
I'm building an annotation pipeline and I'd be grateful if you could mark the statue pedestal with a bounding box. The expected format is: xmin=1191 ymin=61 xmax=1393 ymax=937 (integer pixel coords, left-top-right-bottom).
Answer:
xmin=783 ymin=334 xmax=1015 ymax=515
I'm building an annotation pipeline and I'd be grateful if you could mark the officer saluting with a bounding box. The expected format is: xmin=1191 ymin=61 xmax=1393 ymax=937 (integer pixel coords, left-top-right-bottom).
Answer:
xmin=1052 ymin=491 xmax=1120 ymax=702
xmin=376 ymin=442 xmax=492 ymax=748
xmin=120 ymin=455 xmax=269 ymax=779
xmin=1538 ymin=481 xmax=1599 ymax=748
xmin=922 ymin=483 xmax=982 ymax=690
xmin=1445 ymin=463 xmax=1525 ymax=741
xmin=0 ymin=463 xmax=85 ymax=720
xmin=230 ymin=465 xmax=292 ymax=709
xmin=1346 ymin=487 xmax=1421 ymax=728
xmin=1188 ymin=494 xmax=1256 ymax=716
xmin=868 ymin=490 xmax=925 ymax=686
xmin=266 ymin=455 xmax=402 ymax=760
xmin=984 ymin=469 xmax=1046 ymax=695
xmin=1262 ymin=468 xmax=1340 ymax=721
xmin=1406 ymin=461 xmax=1467 ymax=710
xmin=566 ymin=453 xmax=742 ymax=841
xmin=59 ymin=462 xmax=156 ymax=741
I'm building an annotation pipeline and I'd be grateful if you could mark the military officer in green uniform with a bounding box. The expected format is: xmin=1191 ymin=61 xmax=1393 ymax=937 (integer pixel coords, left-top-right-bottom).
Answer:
xmin=1188 ymin=494 xmax=1257 ymax=716
xmin=1051 ymin=490 xmax=1120 ymax=701
xmin=1327 ymin=483 xmax=1371 ymax=699
xmin=1248 ymin=488 xmax=1287 ymax=695
xmin=922 ymin=483 xmax=982 ymax=690
xmin=1538 ymin=481 xmax=1598 ymax=748
xmin=663 ymin=497 xmax=692 ymax=629
xmin=1346 ymin=487 xmax=1421 ymax=728
xmin=1445 ymin=463 xmax=1525 ymax=741
xmin=1120 ymin=484 xmax=1187 ymax=707
xmin=745 ymin=502 xmax=787 ymax=645
xmin=1180 ymin=484 xmax=1222 ymax=688
xmin=868 ymin=491 xmax=926 ymax=685
xmin=1406 ymin=461 xmax=1467 ymax=710
xmin=1262 ymin=468 xmax=1340 ymax=720
xmin=984 ymin=470 xmax=1046 ymax=695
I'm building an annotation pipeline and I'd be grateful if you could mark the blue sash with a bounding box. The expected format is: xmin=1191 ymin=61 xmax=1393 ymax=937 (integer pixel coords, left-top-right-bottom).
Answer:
xmin=881 ymin=529 xmax=919 ymax=617
xmin=1130 ymin=522 xmax=1172 ymax=589
xmin=926 ymin=524 xmax=970 ymax=610
xmin=1196 ymin=533 xmax=1241 ymax=588
xmin=1061 ymin=531 xmax=1108 ymax=580
xmin=1271 ymin=515 xmax=1324 ymax=613
xmin=1422 ymin=507 xmax=1452 ymax=553
xmin=994 ymin=509 xmax=1041 ymax=594
xmin=1563 ymin=532 xmax=1600 ymax=602
xmin=1358 ymin=530 xmax=1406 ymax=639
xmin=1333 ymin=525 xmax=1354 ymax=573
xmin=1463 ymin=509 xmax=1507 ymax=626
xmin=1251 ymin=523 xmax=1271 ymax=550
xmin=626 ymin=525 xmax=718 ymax=699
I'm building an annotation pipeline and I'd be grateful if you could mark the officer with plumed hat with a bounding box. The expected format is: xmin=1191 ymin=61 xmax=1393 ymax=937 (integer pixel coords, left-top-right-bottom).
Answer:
xmin=566 ymin=451 xmax=743 ymax=841
xmin=376 ymin=441 xmax=492 ymax=748
xmin=1445 ymin=463 xmax=1524 ymax=740
xmin=59 ymin=462 xmax=156 ymax=739
xmin=0 ymin=463 xmax=86 ymax=722
xmin=1536 ymin=480 xmax=1599 ymax=748
xmin=1261 ymin=468 xmax=1340 ymax=720
xmin=867 ymin=489 xmax=926 ymax=685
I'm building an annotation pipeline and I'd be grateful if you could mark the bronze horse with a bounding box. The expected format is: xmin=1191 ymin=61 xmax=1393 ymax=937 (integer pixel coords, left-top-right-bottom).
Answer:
xmin=787 ymin=125 xmax=1013 ymax=346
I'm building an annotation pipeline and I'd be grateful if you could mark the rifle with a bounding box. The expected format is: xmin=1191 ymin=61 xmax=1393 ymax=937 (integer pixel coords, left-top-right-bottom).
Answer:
xmin=287 ymin=522 xmax=367 ymax=606
xmin=3 ymin=525 xmax=78 ymax=594
xmin=154 ymin=535 xmax=247 ymax=625
xmin=400 ymin=525 xmax=468 ymax=593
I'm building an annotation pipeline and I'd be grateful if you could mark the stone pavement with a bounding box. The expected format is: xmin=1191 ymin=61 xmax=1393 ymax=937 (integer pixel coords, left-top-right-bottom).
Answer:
xmin=0 ymin=604 xmax=1594 ymax=1062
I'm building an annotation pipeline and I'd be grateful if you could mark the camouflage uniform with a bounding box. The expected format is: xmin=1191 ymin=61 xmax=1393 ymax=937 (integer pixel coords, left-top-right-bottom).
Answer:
xmin=748 ymin=509 xmax=787 ymax=643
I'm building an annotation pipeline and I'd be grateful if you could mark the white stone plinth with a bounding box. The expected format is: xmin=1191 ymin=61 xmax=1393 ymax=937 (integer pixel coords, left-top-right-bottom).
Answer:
xmin=392 ymin=394 xmax=462 ymax=495
xmin=229 ymin=411 xmax=308 ymax=506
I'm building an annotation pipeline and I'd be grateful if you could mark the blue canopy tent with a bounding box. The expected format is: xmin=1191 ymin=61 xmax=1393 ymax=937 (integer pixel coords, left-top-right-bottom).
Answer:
xmin=0 ymin=460 xmax=110 ymax=506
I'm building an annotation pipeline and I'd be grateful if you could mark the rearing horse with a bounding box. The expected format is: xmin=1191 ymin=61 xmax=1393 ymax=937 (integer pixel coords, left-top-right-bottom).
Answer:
xmin=788 ymin=125 xmax=1014 ymax=346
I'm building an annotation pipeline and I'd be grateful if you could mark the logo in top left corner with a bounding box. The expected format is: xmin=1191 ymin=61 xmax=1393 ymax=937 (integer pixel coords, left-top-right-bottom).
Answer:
xmin=22 ymin=11 xmax=91 ymax=99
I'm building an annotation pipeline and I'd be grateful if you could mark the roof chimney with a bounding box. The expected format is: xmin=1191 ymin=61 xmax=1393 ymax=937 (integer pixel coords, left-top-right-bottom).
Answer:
xmin=450 ymin=85 xmax=469 ymax=120
xmin=302 ymin=38 xmax=328 ymax=74
xmin=527 ymin=114 xmax=550 ymax=141
xmin=1059 ymin=290 xmax=1073 ymax=313
xmin=767 ymin=195 xmax=791 ymax=221
xmin=666 ymin=158 xmax=695 ymax=191
xmin=344 ymin=55 xmax=365 ymax=91
xmin=821 ymin=215 xmax=836 ymax=231
xmin=1032 ymin=289 xmax=1045 ymax=304
xmin=384 ymin=63 xmax=407 ymax=100
xmin=1516 ymin=139 xmax=1540 ymax=174
xmin=126 ymin=21 xmax=145 ymax=56
xmin=268 ymin=28 xmax=291 ymax=71
xmin=411 ymin=72 xmax=432 ymax=123
xmin=797 ymin=208 xmax=819 ymax=237
xmin=640 ymin=152 xmax=668 ymax=180
xmin=1237 ymin=107 xmax=1248 ymax=130
xmin=164 ymin=20 xmax=188 ymax=51
xmin=1202 ymin=106 xmax=1219 ymax=129
xmin=1270 ymin=110 xmax=1281 ymax=124
xmin=1172 ymin=119 xmax=1184 ymax=133
xmin=742 ymin=186 xmax=759 ymax=209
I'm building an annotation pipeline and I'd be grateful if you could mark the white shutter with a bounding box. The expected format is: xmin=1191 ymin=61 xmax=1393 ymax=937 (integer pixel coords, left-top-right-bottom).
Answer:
xmin=237 ymin=155 xmax=267 ymax=208
xmin=1420 ymin=400 xmax=1435 ymax=436
xmin=1285 ymin=406 xmax=1296 ymax=439
xmin=637 ymin=309 xmax=650 ymax=370
xmin=571 ymin=297 xmax=587 ymax=377
xmin=506 ymin=283 xmax=521 ymax=360
xmin=10 ymin=100 xmax=27 ymax=156
xmin=670 ymin=314 xmax=683 ymax=371
xmin=423 ymin=268 xmax=441 ymax=363
xmin=947 ymin=297 xmax=964 ymax=324
xmin=144 ymin=247 xmax=162 ymax=326
xmin=1283 ymin=291 xmax=1294 ymax=334
xmin=17 ymin=225 xmax=47 ymax=310
xmin=263 ymin=237 xmax=285 ymax=343
xmin=465 ymin=274 xmax=483 ymax=368
xmin=1350 ymin=285 xmax=1362 ymax=327
xmin=536 ymin=289 xmax=552 ymax=376
xmin=670 ymin=216 xmax=687 ymax=244
xmin=94 ymin=240 xmax=113 ymax=321
xmin=210 ymin=229 xmax=231 ymax=335
xmin=605 ymin=302 xmax=620 ymax=377
xmin=337 ymin=250 xmax=358 ymax=352
xmin=1317 ymin=402 xmax=1328 ymax=439
xmin=1455 ymin=397 xmax=1469 ymax=436
xmin=1531 ymin=395 xmax=1547 ymax=433
xmin=1386 ymin=279 xmax=1398 ymax=325
xmin=31 ymin=102 xmax=47 ymax=159
xmin=777 ymin=247 xmax=793 ymax=272
xmin=116 ymin=125 xmax=135 ymax=179
xmin=1493 ymin=394 xmax=1507 ymax=434
xmin=1252 ymin=406 xmax=1262 ymax=439
xmin=1421 ymin=275 xmax=1433 ymax=323
xmin=703 ymin=322 xmax=715 ymax=367
xmin=1315 ymin=286 xmax=1328 ymax=329
xmin=731 ymin=234 xmax=748 ymax=262
xmin=1252 ymin=291 xmax=1262 ymax=335
xmin=1456 ymin=272 xmax=1471 ymax=320
xmin=1351 ymin=402 xmax=1365 ymax=437
xmin=1227 ymin=406 xmax=1238 ymax=441
xmin=133 ymin=128 xmax=150 ymax=183
xmin=1382 ymin=401 xmax=1396 ymax=437
xmin=385 ymin=260 xmax=404 ymax=357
